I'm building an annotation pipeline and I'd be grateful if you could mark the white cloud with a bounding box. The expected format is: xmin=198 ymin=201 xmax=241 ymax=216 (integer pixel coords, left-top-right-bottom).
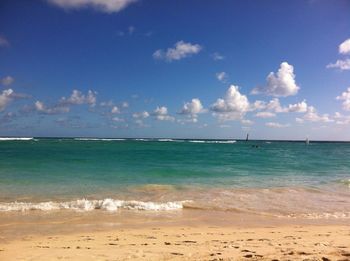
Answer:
xmin=264 ymin=98 xmax=284 ymax=112
xmin=327 ymin=59 xmax=350 ymax=71
xmin=0 ymin=89 xmax=27 ymax=112
xmin=60 ymin=90 xmax=97 ymax=107
xmin=180 ymin=98 xmax=205 ymax=116
xmin=241 ymin=119 xmax=254 ymax=125
xmin=333 ymin=112 xmax=350 ymax=125
xmin=216 ymin=72 xmax=228 ymax=83
xmin=211 ymin=52 xmax=224 ymax=61
xmin=0 ymin=89 xmax=14 ymax=111
xmin=211 ymin=85 xmax=250 ymax=121
xmin=152 ymin=106 xmax=175 ymax=121
xmin=177 ymin=117 xmax=198 ymax=125
xmin=339 ymin=38 xmax=350 ymax=55
xmin=302 ymin=106 xmax=333 ymax=123
xmin=286 ymin=100 xmax=308 ymax=113
xmin=1 ymin=76 xmax=14 ymax=86
xmin=265 ymin=122 xmax=290 ymax=128
xmin=121 ymin=101 xmax=129 ymax=108
xmin=0 ymin=36 xmax=9 ymax=47
xmin=112 ymin=116 xmax=124 ymax=122
xmin=336 ymin=87 xmax=350 ymax=111
xmin=111 ymin=106 xmax=120 ymax=114
xmin=255 ymin=111 xmax=276 ymax=118
xmin=252 ymin=62 xmax=300 ymax=97
xmin=153 ymin=41 xmax=202 ymax=62
xmin=35 ymin=101 xmax=69 ymax=114
xmin=46 ymin=0 xmax=137 ymax=13
xmin=134 ymin=119 xmax=149 ymax=128
xmin=132 ymin=111 xmax=149 ymax=119
xmin=251 ymin=98 xmax=309 ymax=113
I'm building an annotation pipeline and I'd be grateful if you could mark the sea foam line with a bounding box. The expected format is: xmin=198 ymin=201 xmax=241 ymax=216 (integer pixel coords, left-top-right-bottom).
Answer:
xmin=0 ymin=137 xmax=33 ymax=141
xmin=0 ymin=199 xmax=188 ymax=212
xmin=74 ymin=138 xmax=125 ymax=141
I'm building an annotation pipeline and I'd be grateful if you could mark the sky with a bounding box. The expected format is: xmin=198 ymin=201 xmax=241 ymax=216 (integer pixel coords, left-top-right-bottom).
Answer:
xmin=1 ymin=0 xmax=350 ymax=140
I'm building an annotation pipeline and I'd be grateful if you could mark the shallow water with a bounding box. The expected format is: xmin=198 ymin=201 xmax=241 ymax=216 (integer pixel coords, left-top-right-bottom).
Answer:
xmin=0 ymin=138 xmax=350 ymax=219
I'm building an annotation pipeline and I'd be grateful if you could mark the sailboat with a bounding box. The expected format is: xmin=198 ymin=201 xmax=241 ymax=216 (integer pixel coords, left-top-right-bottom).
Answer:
xmin=245 ymin=133 xmax=249 ymax=142
xmin=305 ymin=137 xmax=309 ymax=145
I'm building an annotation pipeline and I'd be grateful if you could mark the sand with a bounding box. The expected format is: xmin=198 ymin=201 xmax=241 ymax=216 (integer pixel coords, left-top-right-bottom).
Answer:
xmin=1 ymin=224 xmax=350 ymax=260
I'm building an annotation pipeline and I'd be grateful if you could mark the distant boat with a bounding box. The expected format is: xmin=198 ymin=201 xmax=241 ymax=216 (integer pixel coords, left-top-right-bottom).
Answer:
xmin=305 ymin=137 xmax=309 ymax=145
xmin=245 ymin=133 xmax=249 ymax=142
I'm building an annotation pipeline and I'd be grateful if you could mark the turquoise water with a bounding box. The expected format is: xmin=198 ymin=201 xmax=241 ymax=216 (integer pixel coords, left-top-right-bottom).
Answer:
xmin=1 ymin=138 xmax=350 ymax=217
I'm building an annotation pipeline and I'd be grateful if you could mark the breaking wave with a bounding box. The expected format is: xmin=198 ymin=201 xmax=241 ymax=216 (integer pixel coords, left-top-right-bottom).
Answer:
xmin=0 ymin=137 xmax=33 ymax=141
xmin=0 ymin=199 xmax=188 ymax=212
xmin=74 ymin=138 xmax=125 ymax=141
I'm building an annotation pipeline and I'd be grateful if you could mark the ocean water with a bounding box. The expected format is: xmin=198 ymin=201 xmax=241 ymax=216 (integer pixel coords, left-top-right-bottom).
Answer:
xmin=1 ymin=138 xmax=350 ymax=219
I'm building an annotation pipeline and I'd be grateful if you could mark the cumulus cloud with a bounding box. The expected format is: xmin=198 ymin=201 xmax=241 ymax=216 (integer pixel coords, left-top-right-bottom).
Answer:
xmin=336 ymin=87 xmax=350 ymax=111
xmin=111 ymin=106 xmax=120 ymax=114
xmin=286 ymin=100 xmax=308 ymax=113
xmin=1 ymin=76 xmax=14 ymax=86
xmin=255 ymin=111 xmax=276 ymax=118
xmin=0 ymin=89 xmax=27 ymax=112
xmin=153 ymin=41 xmax=202 ymax=62
xmin=180 ymin=98 xmax=205 ymax=116
xmin=133 ymin=111 xmax=150 ymax=119
xmin=211 ymin=85 xmax=250 ymax=121
xmin=35 ymin=101 xmax=70 ymax=114
xmin=252 ymin=62 xmax=300 ymax=97
xmin=121 ymin=101 xmax=129 ymax=108
xmin=251 ymin=98 xmax=309 ymax=114
xmin=333 ymin=112 xmax=350 ymax=125
xmin=151 ymin=106 xmax=175 ymax=121
xmin=216 ymin=72 xmax=228 ymax=83
xmin=339 ymin=38 xmax=350 ymax=55
xmin=326 ymin=59 xmax=350 ymax=71
xmin=301 ymin=106 xmax=333 ymax=123
xmin=265 ymin=122 xmax=290 ymax=128
xmin=0 ymin=36 xmax=10 ymax=47
xmin=211 ymin=52 xmax=224 ymax=61
xmin=327 ymin=39 xmax=350 ymax=71
xmin=60 ymin=90 xmax=97 ymax=107
xmin=46 ymin=0 xmax=137 ymax=13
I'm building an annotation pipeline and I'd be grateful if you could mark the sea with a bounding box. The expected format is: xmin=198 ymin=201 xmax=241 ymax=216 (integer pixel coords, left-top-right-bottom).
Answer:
xmin=1 ymin=137 xmax=350 ymax=220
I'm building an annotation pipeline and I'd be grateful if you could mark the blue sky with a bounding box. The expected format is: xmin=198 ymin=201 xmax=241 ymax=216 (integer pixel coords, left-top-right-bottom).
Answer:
xmin=1 ymin=0 xmax=350 ymax=140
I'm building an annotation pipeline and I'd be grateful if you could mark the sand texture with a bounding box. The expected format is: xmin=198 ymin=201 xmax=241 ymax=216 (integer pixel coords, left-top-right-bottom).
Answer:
xmin=1 ymin=225 xmax=350 ymax=260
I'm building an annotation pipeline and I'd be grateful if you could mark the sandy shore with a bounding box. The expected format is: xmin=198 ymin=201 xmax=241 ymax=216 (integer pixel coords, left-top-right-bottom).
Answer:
xmin=1 ymin=224 xmax=350 ymax=260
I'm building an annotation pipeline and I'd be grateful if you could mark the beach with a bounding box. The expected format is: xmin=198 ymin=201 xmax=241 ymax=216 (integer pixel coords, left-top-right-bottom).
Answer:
xmin=1 ymin=221 xmax=350 ymax=260
xmin=1 ymin=139 xmax=350 ymax=260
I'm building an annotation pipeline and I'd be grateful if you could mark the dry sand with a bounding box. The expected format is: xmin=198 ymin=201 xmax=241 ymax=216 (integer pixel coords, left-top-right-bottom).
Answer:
xmin=1 ymin=224 xmax=350 ymax=260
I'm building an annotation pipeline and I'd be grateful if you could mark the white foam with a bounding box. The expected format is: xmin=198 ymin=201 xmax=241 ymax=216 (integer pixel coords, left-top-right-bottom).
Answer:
xmin=157 ymin=139 xmax=174 ymax=142
xmin=0 ymin=199 xmax=187 ymax=212
xmin=188 ymin=140 xmax=236 ymax=144
xmin=0 ymin=137 xmax=33 ymax=141
xmin=74 ymin=138 xmax=125 ymax=141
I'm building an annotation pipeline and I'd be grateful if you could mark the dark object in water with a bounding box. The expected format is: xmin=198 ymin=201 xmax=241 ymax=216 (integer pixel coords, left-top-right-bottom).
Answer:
xmin=246 ymin=133 xmax=249 ymax=141
xmin=251 ymin=145 xmax=259 ymax=148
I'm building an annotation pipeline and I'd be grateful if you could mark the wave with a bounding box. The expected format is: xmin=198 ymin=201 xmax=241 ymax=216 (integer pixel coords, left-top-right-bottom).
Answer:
xmin=0 ymin=137 xmax=33 ymax=141
xmin=188 ymin=140 xmax=236 ymax=144
xmin=157 ymin=139 xmax=174 ymax=142
xmin=339 ymin=178 xmax=350 ymax=188
xmin=74 ymin=138 xmax=125 ymax=141
xmin=0 ymin=199 xmax=189 ymax=212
